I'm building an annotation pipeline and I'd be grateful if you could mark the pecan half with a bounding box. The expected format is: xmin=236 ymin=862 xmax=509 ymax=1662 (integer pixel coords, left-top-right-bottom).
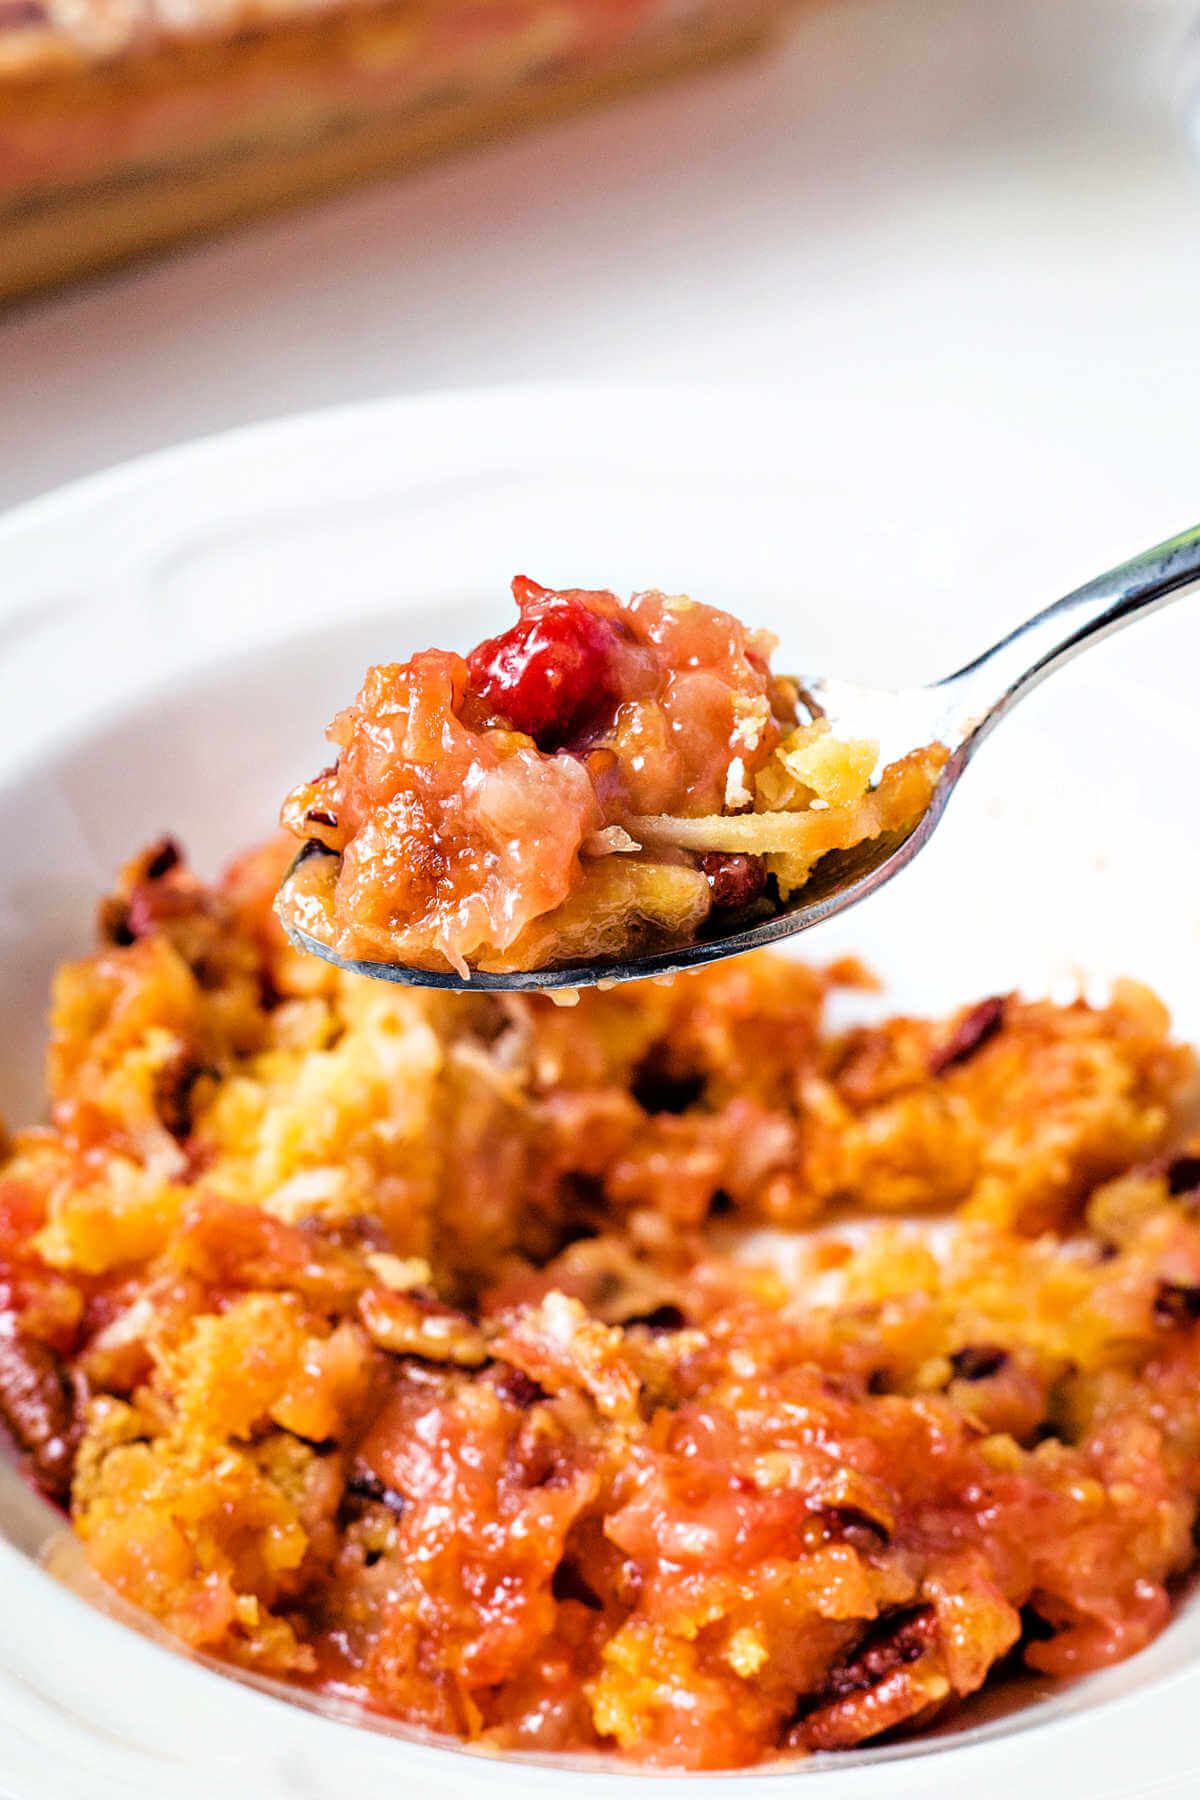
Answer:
xmin=819 ymin=1606 xmax=937 ymax=1701
xmin=357 ymin=1287 xmax=488 ymax=1366
xmin=796 ymin=1607 xmax=949 ymax=1750
xmin=697 ymin=852 xmax=768 ymax=910
xmin=0 ymin=1330 xmax=80 ymax=1501
xmin=929 ymin=996 xmax=1007 ymax=1076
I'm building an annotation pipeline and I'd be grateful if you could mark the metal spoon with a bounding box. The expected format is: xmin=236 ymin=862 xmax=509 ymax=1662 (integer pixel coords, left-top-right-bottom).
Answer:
xmin=277 ymin=520 xmax=1200 ymax=992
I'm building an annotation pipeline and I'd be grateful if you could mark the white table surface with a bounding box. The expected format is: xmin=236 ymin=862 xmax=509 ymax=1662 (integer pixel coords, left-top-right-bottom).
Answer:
xmin=1 ymin=0 xmax=1199 ymax=515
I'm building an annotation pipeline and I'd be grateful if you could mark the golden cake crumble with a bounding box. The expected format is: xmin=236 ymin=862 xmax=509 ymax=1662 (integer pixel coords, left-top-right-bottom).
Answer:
xmin=2 ymin=832 xmax=1200 ymax=1768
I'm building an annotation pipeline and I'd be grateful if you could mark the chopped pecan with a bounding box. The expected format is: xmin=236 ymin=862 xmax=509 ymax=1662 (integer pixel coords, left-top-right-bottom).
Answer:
xmin=796 ymin=1607 xmax=949 ymax=1750
xmin=357 ymin=1287 xmax=488 ymax=1366
xmin=142 ymin=838 xmax=182 ymax=881
xmin=802 ymin=1655 xmax=951 ymax=1750
xmin=345 ymin=1463 xmax=408 ymax=1515
xmin=552 ymin=1560 xmax=603 ymax=1609
xmin=820 ymin=1507 xmax=893 ymax=1548
xmin=819 ymin=1606 xmax=937 ymax=1701
xmin=99 ymin=843 xmax=209 ymax=946
xmin=631 ymin=1053 xmax=704 ymax=1116
xmin=487 ymin=1363 xmax=547 ymax=1409
xmin=153 ymin=1049 xmax=213 ymax=1141
xmin=509 ymin=1236 xmax=685 ymax=1328
xmin=0 ymin=1330 xmax=80 ymax=1501
xmin=1154 ymin=1282 xmax=1200 ymax=1326
xmin=303 ymin=1212 xmax=391 ymax=1253
xmin=813 ymin=1466 xmax=896 ymax=1542
xmin=98 ymin=898 xmax=136 ymax=946
xmin=623 ymin=1304 xmax=686 ymax=1334
xmin=697 ymin=853 xmax=768 ymax=910
xmin=509 ymin=1417 xmax=573 ymax=1490
xmin=492 ymin=1292 xmax=641 ymax=1421
xmin=1167 ymin=1155 xmax=1200 ymax=1197
xmin=949 ymin=1344 xmax=1009 ymax=1382
xmin=929 ymin=996 xmax=1007 ymax=1076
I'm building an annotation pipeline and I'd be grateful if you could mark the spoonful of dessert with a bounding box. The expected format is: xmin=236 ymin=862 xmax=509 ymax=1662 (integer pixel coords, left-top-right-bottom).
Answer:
xmin=276 ymin=524 xmax=1200 ymax=992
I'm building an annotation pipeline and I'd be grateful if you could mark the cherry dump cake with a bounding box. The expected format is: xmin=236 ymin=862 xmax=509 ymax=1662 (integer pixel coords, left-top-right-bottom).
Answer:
xmin=278 ymin=578 xmax=949 ymax=975
xmin=4 ymin=833 xmax=1200 ymax=1768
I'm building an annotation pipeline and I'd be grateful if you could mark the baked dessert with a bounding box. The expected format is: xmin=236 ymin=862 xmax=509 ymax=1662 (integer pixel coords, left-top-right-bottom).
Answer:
xmin=278 ymin=577 xmax=948 ymax=974
xmin=3 ymin=832 xmax=1200 ymax=1767
xmin=0 ymin=0 xmax=783 ymax=303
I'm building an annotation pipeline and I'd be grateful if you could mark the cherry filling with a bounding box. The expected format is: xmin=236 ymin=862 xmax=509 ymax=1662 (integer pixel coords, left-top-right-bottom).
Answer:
xmin=467 ymin=577 xmax=625 ymax=750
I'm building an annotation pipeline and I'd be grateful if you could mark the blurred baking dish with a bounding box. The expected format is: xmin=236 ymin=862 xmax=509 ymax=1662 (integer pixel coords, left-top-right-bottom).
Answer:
xmin=0 ymin=0 xmax=783 ymax=302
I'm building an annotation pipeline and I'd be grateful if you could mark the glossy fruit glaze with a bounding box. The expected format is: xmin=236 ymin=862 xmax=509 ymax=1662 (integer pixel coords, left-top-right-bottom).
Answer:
xmin=2 ymin=836 xmax=1200 ymax=1767
xmin=279 ymin=579 xmax=945 ymax=974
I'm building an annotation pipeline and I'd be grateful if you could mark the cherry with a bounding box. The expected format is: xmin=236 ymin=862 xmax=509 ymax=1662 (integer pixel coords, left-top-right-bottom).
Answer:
xmin=467 ymin=578 xmax=624 ymax=749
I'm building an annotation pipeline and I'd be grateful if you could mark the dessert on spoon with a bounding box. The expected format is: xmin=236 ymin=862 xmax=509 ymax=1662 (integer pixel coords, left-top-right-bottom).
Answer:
xmin=277 ymin=522 xmax=1200 ymax=990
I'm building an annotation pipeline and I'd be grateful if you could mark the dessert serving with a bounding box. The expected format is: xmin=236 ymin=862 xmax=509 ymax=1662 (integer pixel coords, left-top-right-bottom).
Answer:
xmin=3 ymin=830 xmax=1200 ymax=1768
xmin=278 ymin=577 xmax=949 ymax=975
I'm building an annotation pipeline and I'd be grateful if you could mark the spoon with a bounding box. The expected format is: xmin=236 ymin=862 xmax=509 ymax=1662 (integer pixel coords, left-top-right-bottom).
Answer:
xmin=278 ymin=520 xmax=1200 ymax=992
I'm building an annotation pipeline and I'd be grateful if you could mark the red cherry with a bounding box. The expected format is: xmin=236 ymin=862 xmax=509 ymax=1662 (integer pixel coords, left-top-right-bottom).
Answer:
xmin=467 ymin=580 xmax=624 ymax=748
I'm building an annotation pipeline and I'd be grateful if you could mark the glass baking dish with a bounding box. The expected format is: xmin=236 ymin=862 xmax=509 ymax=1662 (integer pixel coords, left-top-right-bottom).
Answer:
xmin=0 ymin=0 xmax=783 ymax=303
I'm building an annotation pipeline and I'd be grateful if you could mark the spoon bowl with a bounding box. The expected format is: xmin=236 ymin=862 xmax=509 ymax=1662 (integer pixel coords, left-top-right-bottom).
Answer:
xmin=277 ymin=520 xmax=1200 ymax=991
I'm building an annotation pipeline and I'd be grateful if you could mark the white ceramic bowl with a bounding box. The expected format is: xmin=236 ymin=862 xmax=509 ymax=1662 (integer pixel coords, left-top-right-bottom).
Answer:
xmin=3 ymin=384 xmax=1200 ymax=1799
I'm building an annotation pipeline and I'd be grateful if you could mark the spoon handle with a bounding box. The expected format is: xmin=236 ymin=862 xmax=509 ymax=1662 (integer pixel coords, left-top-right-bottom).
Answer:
xmin=936 ymin=520 xmax=1200 ymax=752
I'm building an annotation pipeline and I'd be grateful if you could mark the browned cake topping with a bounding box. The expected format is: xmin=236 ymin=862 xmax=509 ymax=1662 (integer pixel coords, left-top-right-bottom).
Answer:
xmin=3 ymin=833 xmax=1200 ymax=1766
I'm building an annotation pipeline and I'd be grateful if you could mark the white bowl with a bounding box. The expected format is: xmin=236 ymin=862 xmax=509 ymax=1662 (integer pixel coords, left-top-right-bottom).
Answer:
xmin=3 ymin=384 xmax=1200 ymax=1799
